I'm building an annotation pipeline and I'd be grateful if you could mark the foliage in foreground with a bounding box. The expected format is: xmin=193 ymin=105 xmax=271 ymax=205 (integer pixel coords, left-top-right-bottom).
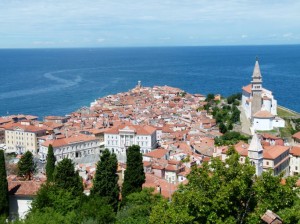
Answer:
xmin=14 ymin=148 xmax=300 ymax=224
xmin=91 ymin=149 xmax=119 ymax=211
xmin=17 ymin=151 xmax=36 ymax=180
xmin=45 ymin=144 xmax=55 ymax=182
xmin=0 ymin=150 xmax=9 ymax=217
xmin=122 ymin=145 xmax=145 ymax=201
xmin=149 ymin=147 xmax=300 ymax=224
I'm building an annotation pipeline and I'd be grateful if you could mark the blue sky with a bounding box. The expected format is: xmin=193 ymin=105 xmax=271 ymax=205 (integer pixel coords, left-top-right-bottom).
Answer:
xmin=0 ymin=0 xmax=299 ymax=48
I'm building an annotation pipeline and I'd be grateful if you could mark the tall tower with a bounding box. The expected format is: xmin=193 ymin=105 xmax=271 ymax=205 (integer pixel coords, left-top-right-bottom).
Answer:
xmin=248 ymin=133 xmax=263 ymax=176
xmin=251 ymin=58 xmax=263 ymax=117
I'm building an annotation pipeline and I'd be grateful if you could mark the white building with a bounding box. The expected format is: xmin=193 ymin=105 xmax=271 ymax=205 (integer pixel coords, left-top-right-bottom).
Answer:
xmin=8 ymin=178 xmax=43 ymax=220
xmin=104 ymin=124 xmax=157 ymax=162
xmin=263 ymin=145 xmax=290 ymax=177
xmin=248 ymin=133 xmax=263 ymax=176
xmin=290 ymin=146 xmax=300 ymax=176
xmin=242 ymin=59 xmax=285 ymax=131
xmin=40 ymin=134 xmax=100 ymax=162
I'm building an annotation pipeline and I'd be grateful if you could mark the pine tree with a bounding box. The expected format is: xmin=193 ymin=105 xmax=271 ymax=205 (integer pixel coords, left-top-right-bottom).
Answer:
xmin=219 ymin=122 xmax=227 ymax=134
xmin=91 ymin=149 xmax=119 ymax=210
xmin=46 ymin=144 xmax=56 ymax=182
xmin=122 ymin=145 xmax=145 ymax=201
xmin=18 ymin=151 xmax=36 ymax=180
xmin=53 ymin=158 xmax=83 ymax=195
xmin=0 ymin=150 xmax=9 ymax=217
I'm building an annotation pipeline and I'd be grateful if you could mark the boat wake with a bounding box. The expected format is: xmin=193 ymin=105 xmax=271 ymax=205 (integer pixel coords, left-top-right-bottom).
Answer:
xmin=0 ymin=69 xmax=82 ymax=100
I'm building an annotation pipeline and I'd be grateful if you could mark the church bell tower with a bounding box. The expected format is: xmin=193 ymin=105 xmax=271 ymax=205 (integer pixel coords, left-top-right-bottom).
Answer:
xmin=251 ymin=58 xmax=263 ymax=117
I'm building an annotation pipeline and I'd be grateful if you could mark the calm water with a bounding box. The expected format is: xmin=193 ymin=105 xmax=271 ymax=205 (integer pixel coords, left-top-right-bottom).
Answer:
xmin=0 ymin=45 xmax=299 ymax=118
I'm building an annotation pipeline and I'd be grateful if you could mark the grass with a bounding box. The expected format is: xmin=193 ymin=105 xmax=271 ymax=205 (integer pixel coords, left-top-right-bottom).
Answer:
xmin=277 ymin=107 xmax=297 ymax=118
xmin=279 ymin=119 xmax=294 ymax=138
xmin=256 ymin=129 xmax=278 ymax=135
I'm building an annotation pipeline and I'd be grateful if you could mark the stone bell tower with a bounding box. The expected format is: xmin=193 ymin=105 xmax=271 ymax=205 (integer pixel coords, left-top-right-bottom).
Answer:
xmin=251 ymin=58 xmax=263 ymax=118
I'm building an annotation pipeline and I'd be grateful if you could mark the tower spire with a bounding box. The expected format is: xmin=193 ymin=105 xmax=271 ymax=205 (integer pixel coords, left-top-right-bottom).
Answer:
xmin=252 ymin=58 xmax=262 ymax=78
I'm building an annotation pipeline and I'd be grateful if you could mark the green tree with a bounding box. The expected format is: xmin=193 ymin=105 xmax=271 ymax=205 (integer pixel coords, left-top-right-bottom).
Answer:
xmin=150 ymin=148 xmax=256 ymax=223
xmin=53 ymin=158 xmax=83 ymax=195
xmin=46 ymin=144 xmax=55 ymax=182
xmin=14 ymin=207 xmax=77 ymax=224
xmin=31 ymin=184 xmax=81 ymax=215
xmin=219 ymin=122 xmax=227 ymax=134
xmin=205 ymin=93 xmax=215 ymax=102
xmin=18 ymin=151 xmax=35 ymax=180
xmin=91 ymin=149 xmax=119 ymax=210
xmin=246 ymin=172 xmax=300 ymax=223
xmin=79 ymin=197 xmax=116 ymax=224
xmin=117 ymin=188 xmax=162 ymax=224
xmin=122 ymin=145 xmax=145 ymax=202
xmin=0 ymin=150 xmax=9 ymax=217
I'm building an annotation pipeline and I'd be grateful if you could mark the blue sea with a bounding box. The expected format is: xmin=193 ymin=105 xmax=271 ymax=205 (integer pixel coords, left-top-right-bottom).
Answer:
xmin=0 ymin=45 xmax=299 ymax=118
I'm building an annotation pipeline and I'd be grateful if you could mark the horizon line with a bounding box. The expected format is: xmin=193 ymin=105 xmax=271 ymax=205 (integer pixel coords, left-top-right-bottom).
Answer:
xmin=0 ymin=43 xmax=300 ymax=50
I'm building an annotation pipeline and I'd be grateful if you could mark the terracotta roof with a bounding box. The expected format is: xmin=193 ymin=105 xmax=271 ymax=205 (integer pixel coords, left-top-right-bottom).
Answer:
xmin=290 ymin=146 xmax=300 ymax=157
xmin=42 ymin=134 xmax=98 ymax=148
xmin=242 ymin=84 xmax=252 ymax=94
xmin=3 ymin=122 xmax=46 ymax=133
xmin=261 ymin=133 xmax=281 ymax=140
xmin=144 ymin=148 xmax=169 ymax=159
xmin=234 ymin=141 xmax=249 ymax=157
xmin=292 ymin=131 xmax=300 ymax=140
xmin=263 ymin=145 xmax=290 ymax=160
xmin=8 ymin=179 xmax=43 ymax=196
xmin=253 ymin=110 xmax=275 ymax=118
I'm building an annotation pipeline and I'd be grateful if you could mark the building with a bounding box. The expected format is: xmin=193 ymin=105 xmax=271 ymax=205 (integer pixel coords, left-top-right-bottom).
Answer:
xmin=242 ymin=59 xmax=285 ymax=131
xmin=44 ymin=116 xmax=68 ymax=124
xmin=289 ymin=146 xmax=300 ymax=176
xmin=40 ymin=134 xmax=100 ymax=161
xmin=104 ymin=124 xmax=157 ymax=162
xmin=263 ymin=145 xmax=290 ymax=176
xmin=248 ymin=133 xmax=263 ymax=176
xmin=8 ymin=176 xmax=44 ymax=220
xmin=292 ymin=131 xmax=300 ymax=144
xmin=4 ymin=122 xmax=47 ymax=154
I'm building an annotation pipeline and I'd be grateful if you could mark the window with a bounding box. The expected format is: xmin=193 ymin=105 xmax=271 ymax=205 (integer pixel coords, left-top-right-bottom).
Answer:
xmin=266 ymin=161 xmax=269 ymax=165
xmin=296 ymin=166 xmax=298 ymax=170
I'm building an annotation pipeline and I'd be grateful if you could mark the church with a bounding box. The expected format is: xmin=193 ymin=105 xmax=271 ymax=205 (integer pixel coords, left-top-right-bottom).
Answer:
xmin=242 ymin=59 xmax=285 ymax=131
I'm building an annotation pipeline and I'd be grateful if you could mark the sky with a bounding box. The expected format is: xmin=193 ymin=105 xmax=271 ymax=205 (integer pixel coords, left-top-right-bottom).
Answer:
xmin=0 ymin=0 xmax=300 ymax=48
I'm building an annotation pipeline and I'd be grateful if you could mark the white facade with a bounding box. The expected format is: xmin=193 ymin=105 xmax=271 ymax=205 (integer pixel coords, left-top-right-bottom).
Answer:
xmin=40 ymin=135 xmax=101 ymax=162
xmin=104 ymin=125 xmax=157 ymax=162
xmin=242 ymin=60 xmax=285 ymax=131
xmin=253 ymin=115 xmax=285 ymax=131
xmin=9 ymin=196 xmax=33 ymax=220
xmin=290 ymin=147 xmax=300 ymax=176
xmin=248 ymin=133 xmax=263 ymax=176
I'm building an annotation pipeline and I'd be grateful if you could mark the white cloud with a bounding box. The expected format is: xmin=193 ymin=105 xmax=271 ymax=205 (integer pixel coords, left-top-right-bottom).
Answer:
xmin=241 ymin=34 xmax=248 ymax=39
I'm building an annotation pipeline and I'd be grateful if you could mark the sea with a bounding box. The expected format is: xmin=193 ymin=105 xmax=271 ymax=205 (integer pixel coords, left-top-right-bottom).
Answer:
xmin=0 ymin=45 xmax=299 ymax=119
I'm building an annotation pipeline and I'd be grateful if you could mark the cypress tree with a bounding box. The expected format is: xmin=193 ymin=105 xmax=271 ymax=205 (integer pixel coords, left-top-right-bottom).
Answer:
xmin=53 ymin=158 xmax=83 ymax=195
xmin=122 ymin=145 xmax=145 ymax=201
xmin=91 ymin=149 xmax=119 ymax=210
xmin=46 ymin=144 xmax=56 ymax=182
xmin=18 ymin=151 xmax=36 ymax=180
xmin=0 ymin=150 xmax=9 ymax=217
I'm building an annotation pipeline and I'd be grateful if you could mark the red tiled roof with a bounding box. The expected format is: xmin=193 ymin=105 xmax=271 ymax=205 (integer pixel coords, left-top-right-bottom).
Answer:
xmin=290 ymin=146 xmax=300 ymax=157
xmin=242 ymin=84 xmax=251 ymax=94
xmin=293 ymin=131 xmax=300 ymax=140
xmin=144 ymin=148 xmax=169 ymax=159
xmin=253 ymin=110 xmax=275 ymax=118
xmin=263 ymin=145 xmax=290 ymax=160
xmin=8 ymin=179 xmax=44 ymax=196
